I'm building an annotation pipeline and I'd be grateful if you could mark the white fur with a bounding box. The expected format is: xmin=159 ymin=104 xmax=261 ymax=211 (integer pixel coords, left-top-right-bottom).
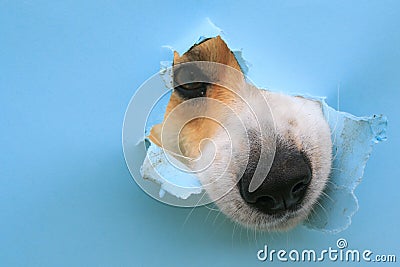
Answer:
xmin=194 ymin=84 xmax=332 ymax=231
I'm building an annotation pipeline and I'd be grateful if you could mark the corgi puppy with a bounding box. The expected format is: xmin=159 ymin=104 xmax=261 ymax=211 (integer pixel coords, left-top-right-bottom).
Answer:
xmin=149 ymin=36 xmax=332 ymax=231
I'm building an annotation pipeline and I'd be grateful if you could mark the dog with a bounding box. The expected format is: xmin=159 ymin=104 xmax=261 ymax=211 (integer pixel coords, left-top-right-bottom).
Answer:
xmin=149 ymin=36 xmax=332 ymax=231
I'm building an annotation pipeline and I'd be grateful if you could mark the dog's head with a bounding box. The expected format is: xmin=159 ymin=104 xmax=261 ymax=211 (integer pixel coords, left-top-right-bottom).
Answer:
xmin=150 ymin=36 xmax=332 ymax=231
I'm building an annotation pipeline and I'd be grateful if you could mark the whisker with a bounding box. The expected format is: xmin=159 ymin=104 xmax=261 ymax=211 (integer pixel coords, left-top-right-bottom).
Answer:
xmin=204 ymin=205 xmax=215 ymax=223
xmin=315 ymin=200 xmax=329 ymax=219
xmin=320 ymin=190 xmax=334 ymax=203
xmin=182 ymin=192 xmax=207 ymax=228
xmin=330 ymin=167 xmax=344 ymax=172
xmin=204 ymin=204 xmax=219 ymax=211
xmin=232 ymin=221 xmax=238 ymax=244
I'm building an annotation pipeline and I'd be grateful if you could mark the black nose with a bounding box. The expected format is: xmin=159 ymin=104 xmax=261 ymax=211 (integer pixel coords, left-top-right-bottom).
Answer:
xmin=238 ymin=144 xmax=311 ymax=215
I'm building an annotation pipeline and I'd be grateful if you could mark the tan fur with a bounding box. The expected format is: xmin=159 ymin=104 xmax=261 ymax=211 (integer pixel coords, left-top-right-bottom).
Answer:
xmin=150 ymin=36 xmax=245 ymax=158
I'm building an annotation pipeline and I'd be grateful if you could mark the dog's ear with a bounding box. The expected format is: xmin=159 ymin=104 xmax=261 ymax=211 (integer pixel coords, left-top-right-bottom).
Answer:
xmin=148 ymin=123 xmax=162 ymax=147
xmin=173 ymin=51 xmax=180 ymax=64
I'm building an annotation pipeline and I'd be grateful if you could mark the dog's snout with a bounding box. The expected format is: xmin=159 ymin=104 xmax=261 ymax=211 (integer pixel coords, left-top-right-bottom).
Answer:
xmin=239 ymin=144 xmax=311 ymax=215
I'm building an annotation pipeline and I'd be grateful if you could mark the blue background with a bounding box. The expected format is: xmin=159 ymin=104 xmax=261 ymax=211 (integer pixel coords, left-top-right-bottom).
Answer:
xmin=1 ymin=1 xmax=399 ymax=266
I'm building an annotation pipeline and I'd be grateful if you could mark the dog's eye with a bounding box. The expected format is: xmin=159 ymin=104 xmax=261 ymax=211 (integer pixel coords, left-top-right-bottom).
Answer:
xmin=174 ymin=82 xmax=208 ymax=98
xmin=173 ymin=65 xmax=209 ymax=98
xmin=177 ymin=82 xmax=205 ymax=90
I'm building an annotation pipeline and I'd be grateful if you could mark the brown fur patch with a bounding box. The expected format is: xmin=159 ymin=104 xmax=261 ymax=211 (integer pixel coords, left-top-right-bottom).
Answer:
xmin=149 ymin=36 xmax=246 ymax=158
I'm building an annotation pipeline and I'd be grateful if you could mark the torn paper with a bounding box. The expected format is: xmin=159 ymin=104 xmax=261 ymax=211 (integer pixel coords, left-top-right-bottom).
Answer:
xmin=303 ymin=99 xmax=387 ymax=233
xmin=131 ymin=20 xmax=387 ymax=233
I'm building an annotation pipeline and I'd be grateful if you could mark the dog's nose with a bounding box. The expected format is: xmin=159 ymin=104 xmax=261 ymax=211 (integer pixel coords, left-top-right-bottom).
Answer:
xmin=238 ymin=145 xmax=311 ymax=214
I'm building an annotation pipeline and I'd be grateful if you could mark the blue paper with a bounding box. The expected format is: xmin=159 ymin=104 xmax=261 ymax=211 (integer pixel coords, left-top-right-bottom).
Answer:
xmin=304 ymin=98 xmax=387 ymax=233
xmin=136 ymin=21 xmax=387 ymax=233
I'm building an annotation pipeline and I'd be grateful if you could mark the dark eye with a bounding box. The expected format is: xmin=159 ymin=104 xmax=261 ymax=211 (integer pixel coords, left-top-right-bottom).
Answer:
xmin=173 ymin=65 xmax=208 ymax=99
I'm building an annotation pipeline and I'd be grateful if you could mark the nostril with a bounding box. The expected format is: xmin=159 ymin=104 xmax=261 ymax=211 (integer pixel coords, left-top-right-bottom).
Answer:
xmin=255 ymin=196 xmax=275 ymax=209
xmin=291 ymin=179 xmax=309 ymax=195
